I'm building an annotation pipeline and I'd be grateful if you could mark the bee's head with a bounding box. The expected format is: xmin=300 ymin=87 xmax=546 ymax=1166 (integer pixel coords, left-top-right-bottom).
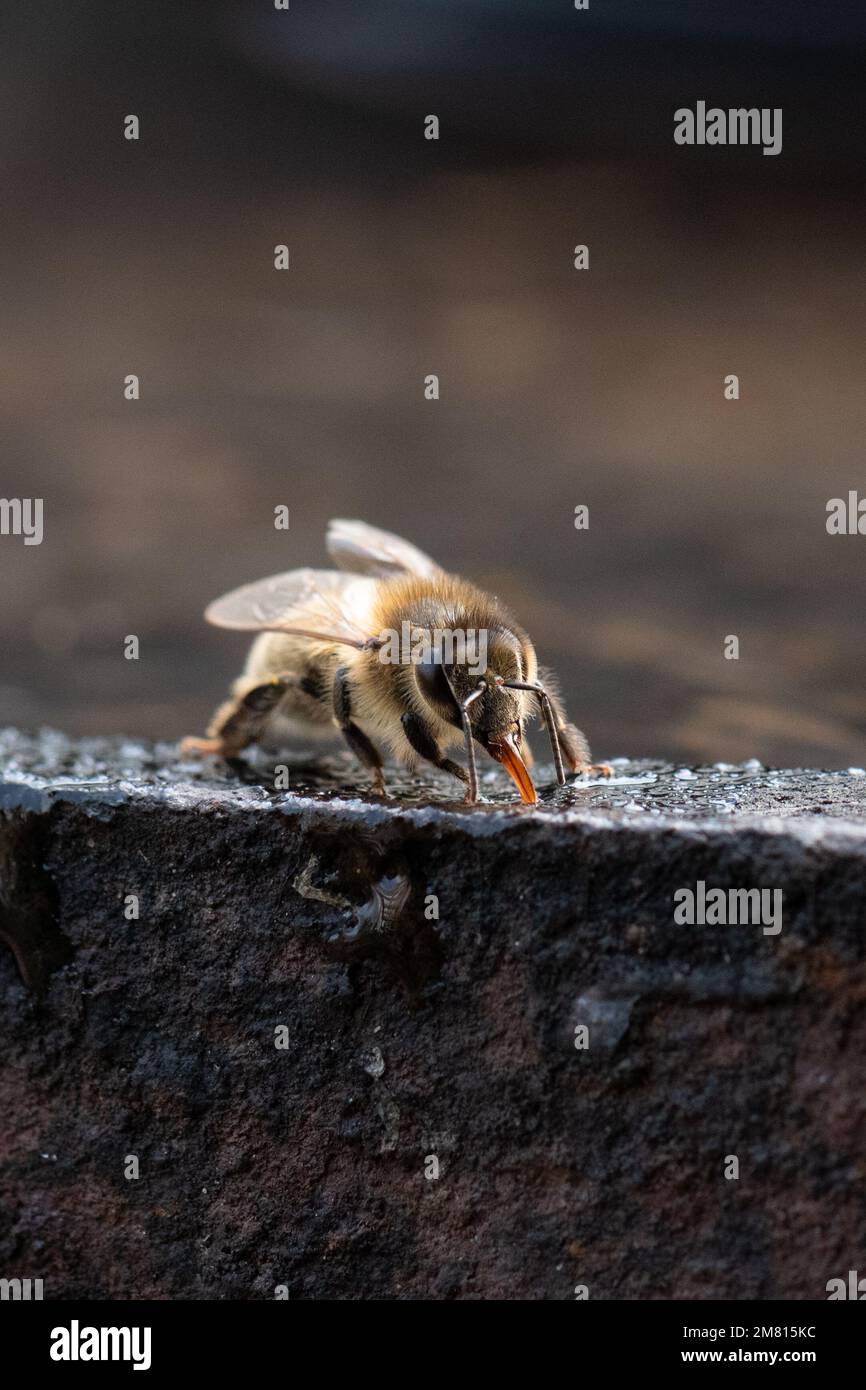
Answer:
xmin=414 ymin=631 xmax=537 ymax=803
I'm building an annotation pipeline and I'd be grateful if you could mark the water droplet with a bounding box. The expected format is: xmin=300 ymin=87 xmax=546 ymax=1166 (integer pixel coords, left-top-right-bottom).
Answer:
xmin=361 ymin=1045 xmax=385 ymax=1078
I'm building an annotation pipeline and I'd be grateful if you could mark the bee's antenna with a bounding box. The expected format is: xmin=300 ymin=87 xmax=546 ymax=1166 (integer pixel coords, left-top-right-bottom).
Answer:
xmin=495 ymin=678 xmax=566 ymax=786
xmin=460 ymin=680 xmax=487 ymax=802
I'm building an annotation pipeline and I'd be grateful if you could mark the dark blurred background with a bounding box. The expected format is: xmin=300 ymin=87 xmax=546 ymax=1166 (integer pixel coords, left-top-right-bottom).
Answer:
xmin=1 ymin=0 xmax=865 ymax=766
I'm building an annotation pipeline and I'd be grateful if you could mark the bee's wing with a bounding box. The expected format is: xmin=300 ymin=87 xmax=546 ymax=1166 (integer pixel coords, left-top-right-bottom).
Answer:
xmin=204 ymin=568 xmax=378 ymax=649
xmin=326 ymin=518 xmax=442 ymax=579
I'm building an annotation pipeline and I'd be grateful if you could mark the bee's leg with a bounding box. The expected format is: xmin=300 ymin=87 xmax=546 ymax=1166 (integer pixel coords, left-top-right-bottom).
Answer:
xmin=542 ymin=692 xmax=611 ymax=777
xmin=458 ymin=683 xmax=486 ymax=802
xmin=400 ymin=712 xmax=469 ymax=796
xmin=497 ymin=677 xmax=611 ymax=780
xmin=179 ymin=677 xmax=291 ymax=759
xmin=333 ymin=665 xmax=386 ymax=795
xmin=400 ymin=684 xmax=484 ymax=802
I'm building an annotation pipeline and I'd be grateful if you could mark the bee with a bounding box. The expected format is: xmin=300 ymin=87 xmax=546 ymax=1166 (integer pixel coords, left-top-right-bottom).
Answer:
xmin=180 ymin=519 xmax=610 ymax=805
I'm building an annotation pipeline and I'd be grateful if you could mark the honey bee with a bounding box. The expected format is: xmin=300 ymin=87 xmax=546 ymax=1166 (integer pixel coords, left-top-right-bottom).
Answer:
xmin=180 ymin=519 xmax=610 ymax=804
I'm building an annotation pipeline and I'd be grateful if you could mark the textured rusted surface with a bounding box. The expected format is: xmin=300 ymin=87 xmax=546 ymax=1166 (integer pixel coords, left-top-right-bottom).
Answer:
xmin=1 ymin=729 xmax=865 ymax=1300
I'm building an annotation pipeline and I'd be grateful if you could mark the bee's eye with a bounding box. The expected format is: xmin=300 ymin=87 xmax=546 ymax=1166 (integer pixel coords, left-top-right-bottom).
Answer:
xmin=416 ymin=659 xmax=456 ymax=711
